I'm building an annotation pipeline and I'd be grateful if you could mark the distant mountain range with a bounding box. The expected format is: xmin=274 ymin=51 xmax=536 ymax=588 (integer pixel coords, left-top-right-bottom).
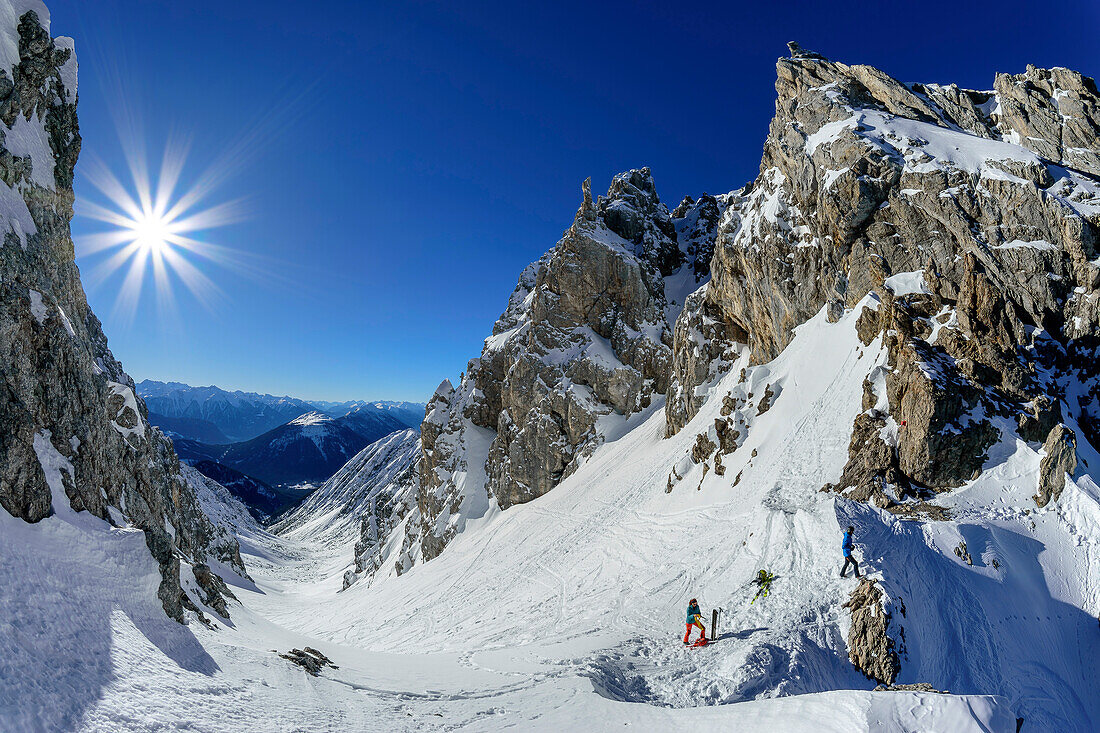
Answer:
xmin=146 ymin=412 xmax=233 ymax=444
xmin=139 ymin=380 xmax=425 ymax=514
xmin=311 ymin=399 xmax=425 ymax=427
xmin=138 ymin=380 xmax=323 ymax=442
xmin=137 ymin=380 xmax=424 ymax=442
xmin=187 ymin=460 xmax=285 ymax=520
xmin=172 ymin=409 xmax=411 ymax=489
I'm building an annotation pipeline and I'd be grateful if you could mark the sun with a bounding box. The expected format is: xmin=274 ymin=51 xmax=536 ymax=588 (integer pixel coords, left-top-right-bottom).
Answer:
xmin=75 ymin=138 xmax=248 ymax=323
xmin=130 ymin=210 xmax=175 ymax=255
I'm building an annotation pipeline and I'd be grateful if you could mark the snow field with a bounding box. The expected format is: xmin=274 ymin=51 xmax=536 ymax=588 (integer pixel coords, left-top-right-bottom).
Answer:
xmin=2 ymin=300 xmax=1051 ymax=731
xmin=225 ymin=301 xmax=1016 ymax=727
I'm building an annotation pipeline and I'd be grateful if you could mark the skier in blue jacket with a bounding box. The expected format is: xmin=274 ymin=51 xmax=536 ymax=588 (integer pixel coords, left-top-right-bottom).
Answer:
xmin=841 ymin=525 xmax=860 ymax=578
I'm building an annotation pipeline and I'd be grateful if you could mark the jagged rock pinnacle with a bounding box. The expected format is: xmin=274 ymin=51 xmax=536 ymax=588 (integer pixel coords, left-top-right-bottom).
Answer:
xmin=787 ymin=41 xmax=827 ymax=60
xmin=580 ymin=176 xmax=596 ymax=221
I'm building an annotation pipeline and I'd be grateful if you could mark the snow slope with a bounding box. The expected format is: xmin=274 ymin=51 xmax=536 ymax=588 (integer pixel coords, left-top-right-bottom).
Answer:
xmin=247 ymin=299 xmax=1093 ymax=729
xmin=2 ymin=300 xmax=1018 ymax=732
xmin=0 ymin=464 xmax=254 ymax=731
xmin=267 ymin=303 xmax=881 ymax=668
xmin=277 ymin=428 xmax=420 ymax=547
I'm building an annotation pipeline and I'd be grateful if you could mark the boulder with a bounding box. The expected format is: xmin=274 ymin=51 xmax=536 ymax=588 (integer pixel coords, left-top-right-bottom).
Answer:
xmin=842 ymin=578 xmax=902 ymax=685
xmin=1036 ymin=424 xmax=1078 ymax=507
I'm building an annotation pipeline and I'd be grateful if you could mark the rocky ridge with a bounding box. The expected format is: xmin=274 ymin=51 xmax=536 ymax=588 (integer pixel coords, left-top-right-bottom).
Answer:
xmin=670 ymin=44 xmax=1100 ymax=503
xmin=665 ymin=44 xmax=1100 ymax=682
xmin=274 ymin=429 xmax=421 ymax=587
xmin=842 ymin=578 xmax=904 ymax=685
xmin=406 ymin=170 xmax=734 ymax=566
xmin=0 ymin=4 xmax=245 ymax=622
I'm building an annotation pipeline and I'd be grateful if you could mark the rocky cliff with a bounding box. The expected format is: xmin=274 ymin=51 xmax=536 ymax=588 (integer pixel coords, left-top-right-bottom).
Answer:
xmin=661 ymin=44 xmax=1099 ymax=686
xmin=0 ymin=3 xmax=245 ymax=622
xmin=318 ymin=50 xmax=1100 ymax=687
xmin=671 ymin=43 xmax=1100 ymax=508
xmin=405 ymin=170 xmax=733 ymax=566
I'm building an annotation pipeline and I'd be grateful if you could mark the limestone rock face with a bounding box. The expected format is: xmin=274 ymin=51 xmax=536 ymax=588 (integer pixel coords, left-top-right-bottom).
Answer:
xmin=667 ymin=46 xmax=1100 ymax=509
xmin=664 ymin=267 xmax=747 ymax=435
xmin=408 ymin=170 xmax=732 ymax=565
xmin=1036 ymin=424 xmax=1078 ymax=507
xmin=702 ymin=51 xmax=1098 ymax=366
xmin=992 ymin=65 xmax=1100 ymax=176
xmin=0 ymin=9 xmax=244 ymax=621
xmin=842 ymin=578 xmax=902 ymax=685
xmin=829 ymin=411 xmax=901 ymax=506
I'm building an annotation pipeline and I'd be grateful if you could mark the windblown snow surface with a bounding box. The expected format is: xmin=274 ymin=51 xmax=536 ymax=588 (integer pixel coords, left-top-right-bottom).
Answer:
xmin=11 ymin=301 xmax=1100 ymax=731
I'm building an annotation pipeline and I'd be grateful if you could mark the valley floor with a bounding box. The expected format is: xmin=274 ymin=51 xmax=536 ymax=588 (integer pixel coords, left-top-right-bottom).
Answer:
xmin=8 ymin=303 xmax=1090 ymax=732
xmin=0 ymin=506 xmax=1011 ymax=733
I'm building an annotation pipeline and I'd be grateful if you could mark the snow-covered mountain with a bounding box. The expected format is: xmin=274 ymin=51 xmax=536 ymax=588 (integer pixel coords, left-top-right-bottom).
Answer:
xmin=178 ymin=410 xmax=409 ymax=488
xmin=188 ymin=459 xmax=282 ymax=521
xmin=339 ymin=402 xmax=422 ymax=441
xmin=147 ymin=410 xmax=232 ymax=444
xmin=313 ymin=398 xmax=425 ymax=425
xmin=137 ymin=380 xmax=321 ymax=442
xmin=137 ymin=379 xmax=425 ymax=442
xmin=4 ymin=2 xmax=1100 ymax=727
xmin=403 ymin=168 xmax=736 ymax=564
xmin=274 ymin=429 xmax=420 ymax=589
xmin=253 ymin=43 xmax=1100 ymax=730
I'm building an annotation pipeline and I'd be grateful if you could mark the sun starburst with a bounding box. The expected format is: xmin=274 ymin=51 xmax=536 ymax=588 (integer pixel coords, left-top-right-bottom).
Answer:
xmin=75 ymin=136 xmax=248 ymax=324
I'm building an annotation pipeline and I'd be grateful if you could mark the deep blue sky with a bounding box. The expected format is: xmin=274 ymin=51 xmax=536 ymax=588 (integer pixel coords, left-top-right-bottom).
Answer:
xmin=45 ymin=0 xmax=1100 ymax=402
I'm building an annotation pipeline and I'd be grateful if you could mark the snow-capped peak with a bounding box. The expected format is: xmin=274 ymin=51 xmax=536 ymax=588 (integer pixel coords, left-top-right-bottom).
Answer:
xmin=288 ymin=411 xmax=332 ymax=427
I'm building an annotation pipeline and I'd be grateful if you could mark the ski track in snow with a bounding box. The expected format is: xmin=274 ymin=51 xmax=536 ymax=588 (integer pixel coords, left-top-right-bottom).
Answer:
xmin=3 ymin=302 xmax=1076 ymax=732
